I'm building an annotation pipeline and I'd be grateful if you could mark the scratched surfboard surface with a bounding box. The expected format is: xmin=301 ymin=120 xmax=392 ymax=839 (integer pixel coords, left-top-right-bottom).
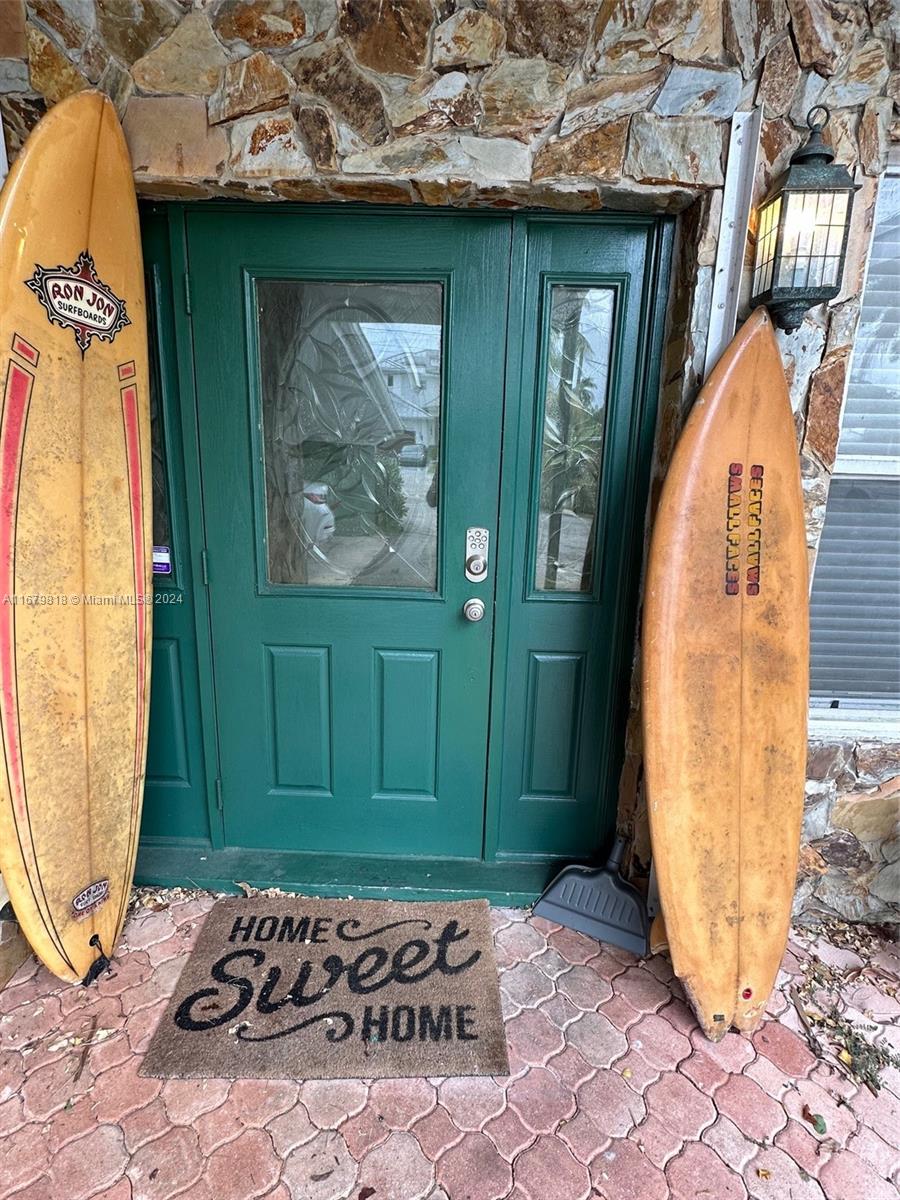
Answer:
xmin=0 ymin=91 xmax=151 ymax=982
xmin=643 ymin=308 xmax=808 ymax=1041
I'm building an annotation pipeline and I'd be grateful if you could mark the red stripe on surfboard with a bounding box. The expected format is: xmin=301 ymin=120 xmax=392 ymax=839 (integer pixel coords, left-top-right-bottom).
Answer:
xmin=119 ymin=381 xmax=146 ymax=930
xmin=117 ymin=360 xmax=135 ymax=382
xmin=11 ymin=335 xmax=39 ymax=366
xmin=0 ymin=362 xmax=34 ymax=824
xmin=0 ymin=357 xmax=76 ymax=975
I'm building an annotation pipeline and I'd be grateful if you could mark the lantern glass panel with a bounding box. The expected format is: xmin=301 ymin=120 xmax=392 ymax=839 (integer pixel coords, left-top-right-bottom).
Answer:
xmin=776 ymin=189 xmax=849 ymax=290
xmin=753 ymin=194 xmax=781 ymax=296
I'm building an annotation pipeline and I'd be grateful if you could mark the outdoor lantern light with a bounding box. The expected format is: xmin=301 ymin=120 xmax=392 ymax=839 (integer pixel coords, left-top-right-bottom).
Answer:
xmin=751 ymin=106 xmax=860 ymax=332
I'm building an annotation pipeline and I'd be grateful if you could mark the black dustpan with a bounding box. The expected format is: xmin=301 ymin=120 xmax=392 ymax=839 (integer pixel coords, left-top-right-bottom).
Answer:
xmin=533 ymin=836 xmax=649 ymax=957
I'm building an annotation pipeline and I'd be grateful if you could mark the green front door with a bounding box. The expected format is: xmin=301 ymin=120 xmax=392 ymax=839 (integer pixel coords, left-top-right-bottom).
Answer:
xmin=188 ymin=210 xmax=510 ymax=856
xmin=185 ymin=209 xmax=670 ymax=872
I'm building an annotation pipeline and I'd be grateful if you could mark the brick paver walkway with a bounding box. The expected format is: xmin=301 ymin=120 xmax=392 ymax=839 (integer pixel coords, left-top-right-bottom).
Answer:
xmin=1 ymin=894 xmax=898 ymax=1199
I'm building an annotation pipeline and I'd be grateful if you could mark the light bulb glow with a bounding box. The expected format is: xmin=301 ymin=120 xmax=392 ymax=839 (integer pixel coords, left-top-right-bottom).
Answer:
xmin=776 ymin=190 xmax=849 ymax=290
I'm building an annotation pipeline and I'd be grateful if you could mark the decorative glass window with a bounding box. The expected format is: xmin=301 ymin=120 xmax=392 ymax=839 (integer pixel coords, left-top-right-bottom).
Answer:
xmin=256 ymin=280 xmax=443 ymax=590
xmin=533 ymin=286 xmax=614 ymax=593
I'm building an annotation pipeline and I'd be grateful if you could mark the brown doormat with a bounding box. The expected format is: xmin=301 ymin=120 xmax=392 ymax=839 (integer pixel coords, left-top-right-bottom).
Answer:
xmin=141 ymin=897 xmax=509 ymax=1080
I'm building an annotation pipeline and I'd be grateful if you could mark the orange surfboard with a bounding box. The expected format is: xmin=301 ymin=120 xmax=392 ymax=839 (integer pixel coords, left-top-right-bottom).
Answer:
xmin=643 ymin=309 xmax=808 ymax=1040
xmin=0 ymin=91 xmax=151 ymax=983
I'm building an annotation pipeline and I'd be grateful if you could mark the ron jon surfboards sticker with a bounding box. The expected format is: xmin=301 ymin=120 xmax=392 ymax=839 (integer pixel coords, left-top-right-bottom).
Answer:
xmin=72 ymin=878 xmax=110 ymax=920
xmin=26 ymin=250 xmax=130 ymax=354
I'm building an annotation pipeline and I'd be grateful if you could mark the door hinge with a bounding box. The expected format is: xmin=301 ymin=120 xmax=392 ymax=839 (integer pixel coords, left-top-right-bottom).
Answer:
xmin=183 ymin=271 xmax=192 ymax=315
xmin=215 ymin=778 xmax=223 ymax=812
xmin=200 ymin=547 xmax=209 ymax=586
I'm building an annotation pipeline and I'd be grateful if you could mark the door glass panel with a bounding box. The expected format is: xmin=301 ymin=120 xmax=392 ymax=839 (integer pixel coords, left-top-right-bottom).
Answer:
xmin=257 ymin=280 xmax=442 ymax=589
xmin=534 ymin=286 xmax=614 ymax=593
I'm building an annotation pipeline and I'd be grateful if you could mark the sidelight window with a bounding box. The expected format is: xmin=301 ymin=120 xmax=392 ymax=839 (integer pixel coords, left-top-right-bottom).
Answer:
xmin=533 ymin=285 xmax=614 ymax=593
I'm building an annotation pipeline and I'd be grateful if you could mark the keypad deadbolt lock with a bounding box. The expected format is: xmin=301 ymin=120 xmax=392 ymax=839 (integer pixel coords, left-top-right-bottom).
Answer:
xmin=465 ymin=527 xmax=489 ymax=583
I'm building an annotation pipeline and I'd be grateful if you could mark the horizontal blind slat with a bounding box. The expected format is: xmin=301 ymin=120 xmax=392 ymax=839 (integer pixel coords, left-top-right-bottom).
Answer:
xmin=810 ymin=475 xmax=900 ymax=704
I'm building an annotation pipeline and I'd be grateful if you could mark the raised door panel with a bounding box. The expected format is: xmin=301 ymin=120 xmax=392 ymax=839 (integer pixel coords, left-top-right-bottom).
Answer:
xmin=146 ymin=638 xmax=190 ymax=786
xmin=522 ymin=652 xmax=584 ymax=799
xmin=265 ymin=646 xmax=332 ymax=796
xmin=374 ymin=649 xmax=440 ymax=798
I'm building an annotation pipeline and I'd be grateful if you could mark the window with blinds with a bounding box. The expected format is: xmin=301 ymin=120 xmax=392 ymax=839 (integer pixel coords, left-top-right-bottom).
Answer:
xmin=809 ymin=173 xmax=900 ymax=712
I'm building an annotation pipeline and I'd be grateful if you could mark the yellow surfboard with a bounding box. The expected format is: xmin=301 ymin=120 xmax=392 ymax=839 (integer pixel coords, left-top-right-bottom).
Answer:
xmin=0 ymin=91 xmax=151 ymax=983
xmin=643 ymin=309 xmax=808 ymax=1041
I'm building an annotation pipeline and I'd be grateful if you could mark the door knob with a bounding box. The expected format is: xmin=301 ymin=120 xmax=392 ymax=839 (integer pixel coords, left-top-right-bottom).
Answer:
xmin=462 ymin=597 xmax=485 ymax=622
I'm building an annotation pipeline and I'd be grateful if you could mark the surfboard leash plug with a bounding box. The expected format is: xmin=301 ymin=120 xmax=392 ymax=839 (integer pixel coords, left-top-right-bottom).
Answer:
xmin=82 ymin=934 xmax=111 ymax=986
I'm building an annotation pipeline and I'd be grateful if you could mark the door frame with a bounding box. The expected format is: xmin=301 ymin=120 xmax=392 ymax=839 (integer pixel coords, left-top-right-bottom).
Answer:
xmin=135 ymin=203 xmax=674 ymax=903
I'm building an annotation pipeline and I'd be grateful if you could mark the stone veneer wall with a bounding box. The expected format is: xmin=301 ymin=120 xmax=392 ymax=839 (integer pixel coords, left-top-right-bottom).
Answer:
xmin=0 ymin=0 xmax=897 ymax=924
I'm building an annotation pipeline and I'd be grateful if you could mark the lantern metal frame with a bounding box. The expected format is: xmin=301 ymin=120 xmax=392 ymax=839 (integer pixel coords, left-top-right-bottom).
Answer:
xmin=750 ymin=106 xmax=860 ymax=332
